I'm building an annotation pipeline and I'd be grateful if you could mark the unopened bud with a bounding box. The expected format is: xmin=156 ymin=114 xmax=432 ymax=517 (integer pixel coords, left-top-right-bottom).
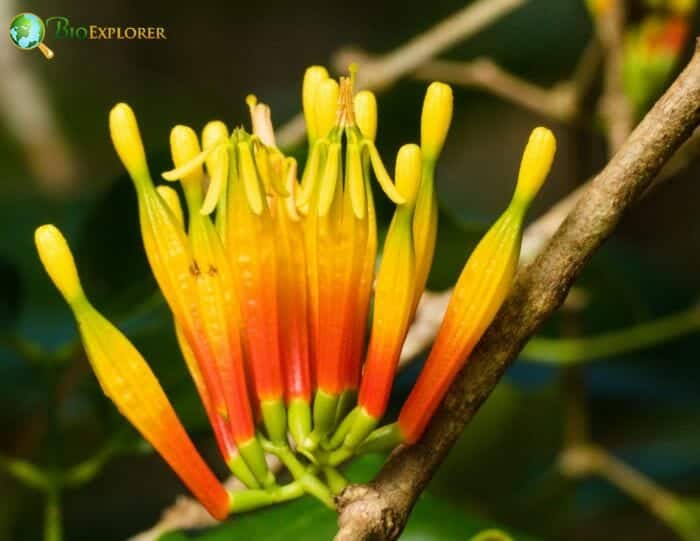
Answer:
xmin=395 ymin=144 xmax=422 ymax=205
xmin=302 ymin=66 xmax=329 ymax=143
xmin=513 ymin=127 xmax=556 ymax=206
xmin=354 ymin=90 xmax=377 ymax=142
xmin=35 ymin=225 xmax=84 ymax=304
xmin=314 ymin=78 xmax=340 ymax=140
xmin=420 ymin=82 xmax=453 ymax=161
xmin=109 ymin=103 xmax=150 ymax=182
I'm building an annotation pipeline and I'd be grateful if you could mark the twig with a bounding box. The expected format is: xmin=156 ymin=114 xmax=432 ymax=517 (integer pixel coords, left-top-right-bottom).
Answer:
xmin=345 ymin=38 xmax=601 ymax=123
xmin=412 ymin=57 xmax=578 ymax=121
xmin=523 ymin=304 xmax=700 ymax=364
xmin=276 ymin=0 xmax=527 ymax=148
xmin=333 ymin=41 xmax=700 ymax=541
xmin=559 ymin=445 xmax=687 ymax=538
xmin=596 ymin=1 xmax=634 ymax=153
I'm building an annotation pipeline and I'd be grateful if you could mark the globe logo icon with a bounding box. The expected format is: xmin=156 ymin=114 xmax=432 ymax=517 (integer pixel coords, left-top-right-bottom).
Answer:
xmin=9 ymin=13 xmax=54 ymax=59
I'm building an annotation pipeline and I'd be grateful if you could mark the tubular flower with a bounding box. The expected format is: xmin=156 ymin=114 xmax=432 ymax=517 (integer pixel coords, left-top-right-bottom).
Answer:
xmin=396 ymin=127 xmax=556 ymax=444
xmin=35 ymin=65 xmax=556 ymax=518
xmin=34 ymin=225 xmax=229 ymax=520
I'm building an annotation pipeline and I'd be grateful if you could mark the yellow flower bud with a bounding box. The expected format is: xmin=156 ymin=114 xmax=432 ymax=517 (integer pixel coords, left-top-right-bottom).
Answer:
xmin=202 ymin=121 xmax=229 ymax=150
xmin=302 ymin=66 xmax=329 ymax=143
xmin=420 ymin=82 xmax=453 ymax=161
xmin=169 ymin=125 xmax=204 ymax=186
xmin=109 ymin=103 xmax=150 ymax=183
xmin=314 ymin=78 xmax=339 ymax=141
xmin=513 ymin=127 xmax=556 ymax=207
xmin=156 ymin=185 xmax=184 ymax=227
xmin=354 ymin=90 xmax=378 ymax=142
xmin=35 ymin=225 xmax=84 ymax=305
xmin=394 ymin=144 xmax=422 ymax=206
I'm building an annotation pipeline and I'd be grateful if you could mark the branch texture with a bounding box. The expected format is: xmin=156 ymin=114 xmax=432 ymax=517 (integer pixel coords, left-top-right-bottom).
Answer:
xmin=335 ymin=43 xmax=700 ymax=541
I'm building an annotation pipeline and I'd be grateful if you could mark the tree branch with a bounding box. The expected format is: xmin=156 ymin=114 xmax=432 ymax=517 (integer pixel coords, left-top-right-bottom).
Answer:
xmin=334 ymin=41 xmax=700 ymax=541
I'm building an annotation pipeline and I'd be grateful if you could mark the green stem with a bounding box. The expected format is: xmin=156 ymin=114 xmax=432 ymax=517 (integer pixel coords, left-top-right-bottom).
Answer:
xmin=322 ymin=466 xmax=349 ymax=495
xmin=229 ymin=482 xmax=304 ymax=513
xmin=44 ymin=488 xmax=62 ymax=541
xmin=326 ymin=406 xmax=358 ymax=450
xmin=262 ymin=440 xmax=335 ymax=509
xmin=356 ymin=423 xmax=403 ymax=454
xmin=523 ymin=308 xmax=699 ymax=365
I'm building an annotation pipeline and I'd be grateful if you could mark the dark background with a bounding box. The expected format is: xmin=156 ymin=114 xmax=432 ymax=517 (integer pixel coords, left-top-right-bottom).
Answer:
xmin=1 ymin=0 xmax=699 ymax=540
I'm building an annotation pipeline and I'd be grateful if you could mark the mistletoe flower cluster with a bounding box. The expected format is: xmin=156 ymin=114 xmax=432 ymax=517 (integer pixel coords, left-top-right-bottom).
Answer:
xmin=35 ymin=66 xmax=556 ymax=519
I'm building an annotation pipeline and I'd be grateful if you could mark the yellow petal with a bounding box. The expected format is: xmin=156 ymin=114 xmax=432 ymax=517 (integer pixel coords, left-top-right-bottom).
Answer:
xmin=201 ymin=145 xmax=229 ymax=216
xmin=237 ymin=142 xmax=265 ymax=215
xmin=365 ymin=142 xmax=407 ymax=205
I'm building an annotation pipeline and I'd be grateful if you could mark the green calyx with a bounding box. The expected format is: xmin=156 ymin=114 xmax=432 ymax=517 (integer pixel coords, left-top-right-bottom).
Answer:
xmin=238 ymin=438 xmax=275 ymax=488
xmin=260 ymin=398 xmax=288 ymax=444
xmin=288 ymin=398 xmax=312 ymax=446
xmin=306 ymin=389 xmax=340 ymax=449
xmin=226 ymin=453 xmax=261 ymax=490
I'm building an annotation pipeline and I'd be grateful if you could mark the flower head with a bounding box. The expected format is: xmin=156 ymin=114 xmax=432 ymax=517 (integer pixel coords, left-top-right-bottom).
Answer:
xmin=36 ymin=66 xmax=556 ymax=518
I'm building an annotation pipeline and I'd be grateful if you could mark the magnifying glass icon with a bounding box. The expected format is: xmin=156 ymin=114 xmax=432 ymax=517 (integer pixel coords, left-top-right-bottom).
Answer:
xmin=9 ymin=13 xmax=55 ymax=59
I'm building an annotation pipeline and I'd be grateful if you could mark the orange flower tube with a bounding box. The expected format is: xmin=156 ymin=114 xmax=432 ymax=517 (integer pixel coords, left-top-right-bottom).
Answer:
xmin=275 ymin=165 xmax=314 ymax=444
xmin=225 ymin=133 xmax=287 ymax=444
xmin=35 ymin=225 xmax=230 ymax=520
xmin=337 ymin=90 xmax=378 ymax=400
xmin=166 ymin=125 xmax=272 ymax=486
xmin=109 ymin=104 xmax=258 ymax=486
xmin=336 ymin=144 xmax=422 ymax=451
